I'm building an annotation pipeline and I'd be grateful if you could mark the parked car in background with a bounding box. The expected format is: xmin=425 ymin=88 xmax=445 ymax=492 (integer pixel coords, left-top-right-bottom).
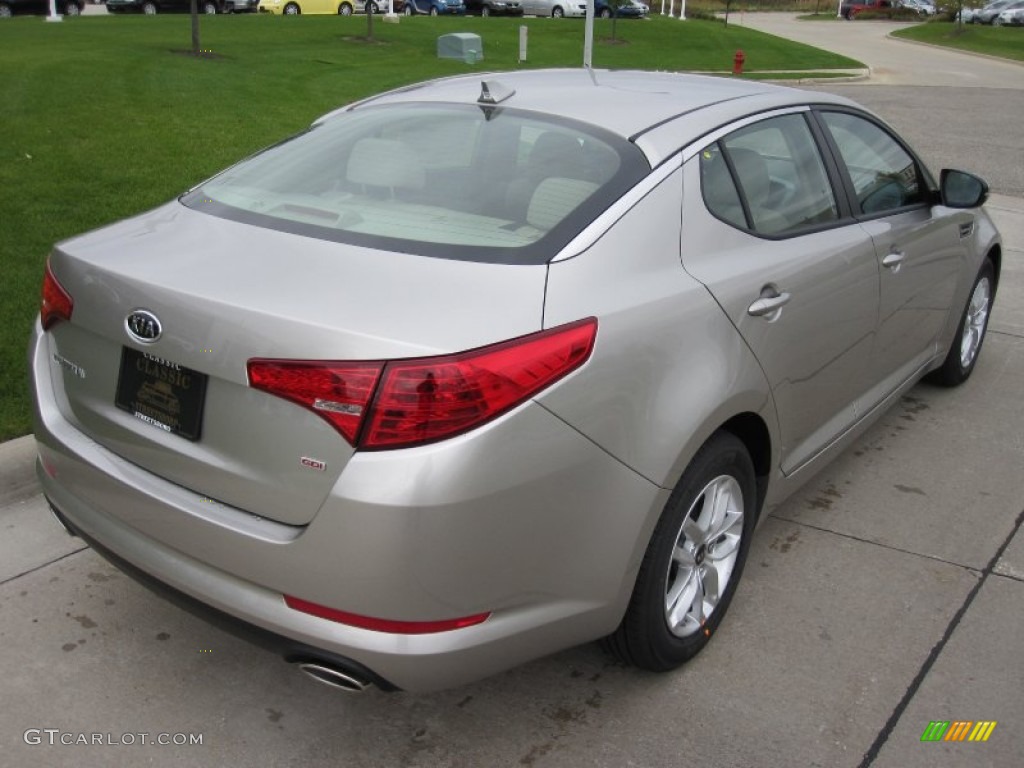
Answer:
xmin=520 ymin=0 xmax=584 ymax=15
xmin=108 ymin=0 xmax=222 ymax=12
xmin=595 ymin=0 xmax=648 ymax=17
xmin=464 ymin=0 xmax=521 ymax=15
xmin=898 ymin=0 xmax=934 ymax=14
xmin=841 ymin=0 xmax=897 ymax=19
xmin=0 ymin=0 xmax=84 ymax=16
xmin=259 ymin=0 xmax=385 ymax=12
xmin=402 ymin=0 xmax=463 ymax=13
xmin=976 ymin=0 xmax=1022 ymax=22
xmin=32 ymin=69 xmax=1000 ymax=693
xmin=995 ymin=3 xmax=1024 ymax=23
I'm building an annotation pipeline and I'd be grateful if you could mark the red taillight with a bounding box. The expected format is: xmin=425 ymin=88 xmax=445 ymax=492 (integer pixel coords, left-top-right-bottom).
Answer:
xmin=41 ymin=260 xmax=73 ymax=330
xmin=247 ymin=318 xmax=596 ymax=449
xmin=362 ymin=318 xmax=597 ymax=449
xmin=284 ymin=595 xmax=489 ymax=634
xmin=247 ymin=360 xmax=383 ymax=445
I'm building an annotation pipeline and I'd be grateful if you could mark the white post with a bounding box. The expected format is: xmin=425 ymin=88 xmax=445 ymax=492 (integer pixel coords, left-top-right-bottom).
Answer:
xmin=679 ymin=0 xmax=685 ymax=18
xmin=837 ymin=0 xmax=844 ymax=17
xmin=583 ymin=0 xmax=594 ymax=69
xmin=46 ymin=0 xmax=63 ymax=21
xmin=386 ymin=0 xmax=396 ymax=17
xmin=660 ymin=0 xmax=665 ymax=15
xmin=519 ymin=25 xmax=527 ymax=63
xmin=667 ymin=0 xmax=674 ymax=19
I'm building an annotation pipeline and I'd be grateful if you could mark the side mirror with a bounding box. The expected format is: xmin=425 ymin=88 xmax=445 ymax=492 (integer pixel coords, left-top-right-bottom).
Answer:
xmin=940 ymin=169 xmax=989 ymax=209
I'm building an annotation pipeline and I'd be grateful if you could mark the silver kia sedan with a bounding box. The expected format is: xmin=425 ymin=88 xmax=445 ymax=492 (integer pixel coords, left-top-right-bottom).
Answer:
xmin=30 ymin=69 xmax=1000 ymax=693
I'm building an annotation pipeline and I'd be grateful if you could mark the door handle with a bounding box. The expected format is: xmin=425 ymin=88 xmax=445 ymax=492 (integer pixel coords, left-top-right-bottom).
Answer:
xmin=747 ymin=291 xmax=791 ymax=318
xmin=882 ymin=250 xmax=905 ymax=272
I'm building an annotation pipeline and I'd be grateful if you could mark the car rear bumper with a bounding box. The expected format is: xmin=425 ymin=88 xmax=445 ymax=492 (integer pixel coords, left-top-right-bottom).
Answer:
xmin=30 ymin=321 xmax=666 ymax=691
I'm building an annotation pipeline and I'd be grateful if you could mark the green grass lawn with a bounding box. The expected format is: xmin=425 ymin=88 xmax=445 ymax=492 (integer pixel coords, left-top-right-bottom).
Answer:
xmin=0 ymin=14 xmax=860 ymax=441
xmin=893 ymin=21 xmax=1024 ymax=62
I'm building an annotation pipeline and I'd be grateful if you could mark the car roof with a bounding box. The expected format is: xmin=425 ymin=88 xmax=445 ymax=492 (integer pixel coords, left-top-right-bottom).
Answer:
xmin=319 ymin=68 xmax=862 ymax=167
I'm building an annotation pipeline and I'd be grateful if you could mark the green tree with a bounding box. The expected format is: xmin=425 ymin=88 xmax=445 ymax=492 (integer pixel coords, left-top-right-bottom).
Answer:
xmin=190 ymin=0 xmax=200 ymax=54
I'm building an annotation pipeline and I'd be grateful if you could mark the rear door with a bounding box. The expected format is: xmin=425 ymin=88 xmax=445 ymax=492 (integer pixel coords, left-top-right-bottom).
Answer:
xmin=681 ymin=110 xmax=880 ymax=475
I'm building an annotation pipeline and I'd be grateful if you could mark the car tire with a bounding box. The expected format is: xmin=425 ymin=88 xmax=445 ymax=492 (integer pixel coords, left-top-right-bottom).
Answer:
xmin=429 ymin=4 xmax=437 ymax=13
xmin=202 ymin=0 xmax=217 ymax=12
xmin=551 ymin=5 xmax=563 ymax=16
xmin=599 ymin=7 xmax=610 ymax=17
xmin=403 ymin=3 xmax=412 ymax=12
xmin=481 ymin=4 xmax=489 ymax=15
xmin=65 ymin=1 xmax=82 ymax=14
xmin=142 ymin=1 xmax=157 ymax=12
xmin=0 ymin=2 xmax=11 ymax=16
xmin=604 ymin=431 xmax=757 ymax=671
xmin=283 ymin=1 xmax=299 ymax=11
xmin=927 ymin=259 xmax=995 ymax=388
xmin=338 ymin=1 xmax=352 ymax=13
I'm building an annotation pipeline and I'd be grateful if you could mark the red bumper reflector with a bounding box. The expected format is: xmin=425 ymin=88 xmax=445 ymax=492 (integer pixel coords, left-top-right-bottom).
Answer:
xmin=284 ymin=595 xmax=490 ymax=635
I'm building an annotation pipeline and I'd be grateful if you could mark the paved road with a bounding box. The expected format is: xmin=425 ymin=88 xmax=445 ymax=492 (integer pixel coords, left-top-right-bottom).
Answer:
xmin=736 ymin=13 xmax=1024 ymax=89
xmin=738 ymin=13 xmax=1024 ymax=198
xmin=2 ymin=17 xmax=1023 ymax=768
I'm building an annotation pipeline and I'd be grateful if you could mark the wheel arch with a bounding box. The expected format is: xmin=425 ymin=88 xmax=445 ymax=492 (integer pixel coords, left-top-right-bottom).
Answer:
xmin=986 ymin=242 xmax=1002 ymax=291
xmin=718 ymin=411 xmax=772 ymax=515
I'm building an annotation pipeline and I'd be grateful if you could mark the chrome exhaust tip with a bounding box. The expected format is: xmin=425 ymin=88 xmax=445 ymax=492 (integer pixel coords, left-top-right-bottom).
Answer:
xmin=295 ymin=661 xmax=371 ymax=693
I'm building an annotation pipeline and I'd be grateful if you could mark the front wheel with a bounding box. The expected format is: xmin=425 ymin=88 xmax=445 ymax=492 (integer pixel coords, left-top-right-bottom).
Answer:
xmin=283 ymin=1 xmax=299 ymax=11
xmin=202 ymin=0 xmax=217 ymax=12
xmin=599 ymin=7 xmax=610 ymax=17
xmin=604 ymin=431 xmax=757 ymax=671
xmin=428 ymin=4 xmax=437 ymax=13
xmin=403 ymin=3 xmax=412 ymax=13
xmin=65 ymin=1 xmax=82 ymax=14
xmin=142 ymin=0 xmax=157 ymax=12
xmin=338 ymin=2 xmax=352 ymax=13
xmin=927 ymin=259 xmax=995 ymax=387
xmin=551 ymin=5 xmax=563 ymax=16
xmin=481 ymin=4 xmax=489 ymax=15
xmin=0 ymin=3 xmax=12 ymax=17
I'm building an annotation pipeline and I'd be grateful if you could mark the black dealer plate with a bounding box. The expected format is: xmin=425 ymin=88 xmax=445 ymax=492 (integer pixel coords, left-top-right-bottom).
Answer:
xmin=115 ymin=347 xmax=207 ymax=441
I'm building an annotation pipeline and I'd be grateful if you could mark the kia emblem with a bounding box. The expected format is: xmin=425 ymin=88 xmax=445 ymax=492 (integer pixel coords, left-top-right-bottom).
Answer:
xmin=125 ymin=310 xmax=162 ymax=344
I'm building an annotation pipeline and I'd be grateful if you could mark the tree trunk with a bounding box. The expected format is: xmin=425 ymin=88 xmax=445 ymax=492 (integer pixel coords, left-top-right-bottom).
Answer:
xmin=191 ymin=0 xmax=200 ymax=55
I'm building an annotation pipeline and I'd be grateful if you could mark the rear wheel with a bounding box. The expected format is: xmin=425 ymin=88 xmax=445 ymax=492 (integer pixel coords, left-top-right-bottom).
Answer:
xmin=604 ymin=431 xmax=757 ymax=670
xmin=338 ymin=2 xmax=352 ymax=13
xmin=65 ymin=1 xmax=82 ymax=14
xmin=599 ymin=7 xmax=610 ymax=17
xmin=403 ymin=3 xmax=412 ymax=12
xmin=481 ymin=4 xmax=489 ymax=15
xmin=927 ymin=259 xmax=995 ymax=387
xmin=0 ymin=3 xmax=11 ymax=16
xmin=283 ymin=1 xmax=299 ymax=11
xmin=552 ymin=5 xmax=563 ymax=16
xmin=202 ymin=0 xmax=217 ymax=12
xmin=142 ymin=1 xmax=156 ymax=12
xmin=428 ymin=4 xmax=437 ymax=13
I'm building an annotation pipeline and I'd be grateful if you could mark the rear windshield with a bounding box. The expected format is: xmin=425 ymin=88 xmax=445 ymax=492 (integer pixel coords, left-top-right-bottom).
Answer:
xmin=181 ymin=103 xmax=649 ymax=265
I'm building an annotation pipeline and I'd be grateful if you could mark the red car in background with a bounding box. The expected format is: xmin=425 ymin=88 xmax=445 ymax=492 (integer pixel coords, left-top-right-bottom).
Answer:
xmin=841 ymin=0 xmax=896 ymax=18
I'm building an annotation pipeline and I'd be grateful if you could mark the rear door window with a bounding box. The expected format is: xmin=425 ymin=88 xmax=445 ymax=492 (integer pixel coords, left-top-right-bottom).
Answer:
xmin=700 ymin=113 xmax=839 ymax=237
